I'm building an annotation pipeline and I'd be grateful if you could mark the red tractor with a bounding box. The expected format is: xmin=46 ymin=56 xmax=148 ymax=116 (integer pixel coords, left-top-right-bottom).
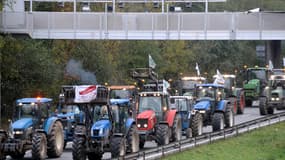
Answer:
xmin=136 ymin=81 xmax=182 ymax=148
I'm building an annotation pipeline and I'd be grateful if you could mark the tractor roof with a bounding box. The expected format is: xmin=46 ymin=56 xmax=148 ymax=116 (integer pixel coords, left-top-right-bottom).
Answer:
xmin=139 ymin=91 xmax=168 ymax=96
xmin=196 ymin=83 xmax=224 ymax=88
xmin=170 ymin=96 xmax=193 ymax=100
xmin=16 ymin=98 xmax=52 ymax=104
xmin=108 ymin=85 xmax=136 ymax=90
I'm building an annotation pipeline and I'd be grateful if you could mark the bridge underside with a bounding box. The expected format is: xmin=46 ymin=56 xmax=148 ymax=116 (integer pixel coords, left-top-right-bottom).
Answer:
xmin=1 ymin=12 xmax=285 ymax=40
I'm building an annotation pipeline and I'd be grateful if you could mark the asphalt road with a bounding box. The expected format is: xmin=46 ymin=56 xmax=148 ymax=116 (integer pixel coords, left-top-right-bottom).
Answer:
xmin=6 ymin=107 xmax=283 ymax=160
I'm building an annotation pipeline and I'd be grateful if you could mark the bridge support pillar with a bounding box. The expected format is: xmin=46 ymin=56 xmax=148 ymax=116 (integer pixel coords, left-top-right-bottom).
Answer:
xmin=266 ymin=40 xmax=282 ymax=68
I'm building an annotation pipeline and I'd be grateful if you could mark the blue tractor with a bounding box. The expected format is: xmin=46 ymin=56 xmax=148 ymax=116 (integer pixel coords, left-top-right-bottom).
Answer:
xmin=0 ymin=98 xmax=64 ymax=159
xmin=194 ymin=84 xmax=235 ymax=131
xmin=67 ymin=85 xmax=138 ymax=160
xmin=170 ymin=96 xmax=203 ymax=137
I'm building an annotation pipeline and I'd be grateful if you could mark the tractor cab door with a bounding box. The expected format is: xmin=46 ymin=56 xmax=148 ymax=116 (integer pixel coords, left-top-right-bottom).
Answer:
xmin=176 ymin=99 xmax=189 ymax=129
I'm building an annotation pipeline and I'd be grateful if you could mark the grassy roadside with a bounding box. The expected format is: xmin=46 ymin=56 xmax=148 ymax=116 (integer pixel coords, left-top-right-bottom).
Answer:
xmin=163 ymin=122 xmax=285 ymax=160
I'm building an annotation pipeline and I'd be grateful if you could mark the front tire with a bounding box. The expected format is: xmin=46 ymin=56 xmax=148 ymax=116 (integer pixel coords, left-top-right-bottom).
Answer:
xmin=72 ymin=136 xmax=86 ymax=160
xmin=32 ymin=133 xmax=47 ymax=160
xmin=212 ymin=113 xmax=225 ymax=132
xmin=156 ymin=124 xmax=169 ymax=146
xmin=225 ymin=108 xmax=234 ymax=128
xmin=259 ymin=97 xmax=268 ymax=115
xmin=127 ymin=125 xmax=139 ymax=153
xmin=10 ymin=152 xmax=25 ymax=159
xmin=190 ymin=113 xmax=203 ymax=137
xmin=172 ymin=115 xmax=182 ymax=142
xmin=47 ymin=121 xmax=64 ymax=158
xmin=110 ymin=137 xmax=126 ymax=158
xmin=0 ymin=133 xmax=7 ymax=160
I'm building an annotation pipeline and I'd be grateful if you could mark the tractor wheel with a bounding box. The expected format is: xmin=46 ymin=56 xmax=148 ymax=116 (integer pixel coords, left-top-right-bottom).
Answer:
xmin=110 ymin=137 xmax=126 ymax=158
xmin=87 ymin=152 xmax=102 ymax=160
xmin=212 ymin=113 xmax=225 ymax=132
xmin=185 ymin=128 xmax=192 ymax=138
xmin=139 ymin=138 xmax=145 ymax=149
xmin=32 ymin=133 xmax=47 ymax=160
xmin=0 ymin=133 xmax=7 ymax=160
xmin=267 ymin=107 xmax=274 ymax=114
xmin=259 ymin=97 xmax=268 ymax=115
xmin=190 ymin=113 xmax=203 ymax=137
xmin=225 ymin=108 xmax=234 ymax=128
xmin=10 ymin=152 xmax=25 ymax=159
xmin=172 ymin=115 xmax=182 ymax=142
xmin=72 ymin=136 xmax=86 ymax=160
xmin=127 ymin=125 xmax=139 ymax=153
xmin=237 ymin=91 xmax=245 ymax=114
xmin=47 ymin=121 xmax=64 ymax=158
xmin=156 ymin=124 xmax=170 ymax=146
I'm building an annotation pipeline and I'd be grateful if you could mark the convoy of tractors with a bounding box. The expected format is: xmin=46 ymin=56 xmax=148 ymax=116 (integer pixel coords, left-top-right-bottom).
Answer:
xmin=0 ymin=64 xmax=284 ymax=159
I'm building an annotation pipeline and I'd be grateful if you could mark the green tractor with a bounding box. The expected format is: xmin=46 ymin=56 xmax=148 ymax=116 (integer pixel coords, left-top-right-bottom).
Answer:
xmin=243 ymin=67 xmax=272 ymax=114
xmin=267 ymin=69 xmax=285 ymax=112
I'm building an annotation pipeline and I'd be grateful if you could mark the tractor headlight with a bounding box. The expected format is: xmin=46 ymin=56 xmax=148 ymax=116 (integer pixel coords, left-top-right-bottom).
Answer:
xmin=143 ymin=124 xmax=148 ymax=128
xmin=137 ymin=124 xmax=141 ymax=128
xmin=276 ymin=97 xmax=280 ymax=101
xmin=99 ymin=128 xmax=104 ymax=136
xmin=13 ymin=130 xmax=24 ymax=135
xmin=271 ymin=98 xmax=275 ymax=101
xmin=163 ymin=106 xmax=167 ymax=112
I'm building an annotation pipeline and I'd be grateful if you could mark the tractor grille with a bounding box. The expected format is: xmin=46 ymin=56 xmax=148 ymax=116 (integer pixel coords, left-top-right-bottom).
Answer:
xmin=137 ymin=119 xmax=148 ymax=128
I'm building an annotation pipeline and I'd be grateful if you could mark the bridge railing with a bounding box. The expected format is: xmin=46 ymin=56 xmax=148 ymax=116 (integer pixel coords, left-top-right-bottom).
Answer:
xmin=1 ymin=11 xmax=285 ymax=39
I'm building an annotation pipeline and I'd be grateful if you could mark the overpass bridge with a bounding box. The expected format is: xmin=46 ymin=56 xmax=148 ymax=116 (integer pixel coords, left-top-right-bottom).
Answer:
xmin=1 ymin=11 xmax=285 ymax=40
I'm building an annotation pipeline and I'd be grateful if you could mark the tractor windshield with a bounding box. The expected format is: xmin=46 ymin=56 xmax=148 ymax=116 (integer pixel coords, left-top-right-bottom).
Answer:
xmin=110 ymin=89 xmax=131 ymax=99
xmin=138 ymin=96 xmax=162 ymax=113
xmin=196 ymin=87 xmax=215 ymax=100
xmin=248 ymin=69 xmax=267 ymax=81
xmin=16 ymin=102 xmax=49 ymax=119
xmin=62 ymin=105 xmax=80 ymax=114
xmin=174 ymin=99 xmax=187 ymax=112
xmin=93 ymin=105 xmax=109 ymax=121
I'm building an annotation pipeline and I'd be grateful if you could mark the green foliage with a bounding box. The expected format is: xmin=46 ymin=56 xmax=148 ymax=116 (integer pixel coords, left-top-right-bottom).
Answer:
xmin=163 ymin=122 xmax=285 ymax=160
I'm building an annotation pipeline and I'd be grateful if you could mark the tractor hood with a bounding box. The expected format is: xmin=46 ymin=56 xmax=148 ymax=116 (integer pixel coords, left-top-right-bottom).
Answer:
xmin=137 ymin=110 xmax=156 ymax=119
xmin=194 ymin=100 xmax=211 ymax=110
xmin=271 ymin=87 xmax=283 ymax=96
xmin=244 ymin=79 xmax=260 ymax=89
xmin=91 ymin=120 xmax=111 ymax=137
xmin=57 ymin=112 xmax=75 ymax=119
xmin=110 ymin=98 xmax=130 ymax=106
xmin=12 ymin=118 xmax=33 ymax=130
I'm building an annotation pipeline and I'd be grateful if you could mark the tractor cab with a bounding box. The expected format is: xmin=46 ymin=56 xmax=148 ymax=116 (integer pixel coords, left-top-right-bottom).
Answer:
xmin=179 ymin=76 xmax=206 ymax=96
xmin=14 ymin=98 xmax=52 ymax=132
xmin=268 ymin=74 xmax=285 ymax=110
xmin=194 ymin=84 xmax=225 ymax=120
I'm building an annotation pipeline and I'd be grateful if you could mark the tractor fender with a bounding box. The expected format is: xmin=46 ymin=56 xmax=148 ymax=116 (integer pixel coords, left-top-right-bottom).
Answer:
xmin=44 ymin=117 xmax=62 ymax=135
xmin=216 ymin=100 xmax=228 ymax=112
xmin=125 ymin=118 xmax=136 ymax=131
xmin=165 ymin=110 xmax=177 ymax=127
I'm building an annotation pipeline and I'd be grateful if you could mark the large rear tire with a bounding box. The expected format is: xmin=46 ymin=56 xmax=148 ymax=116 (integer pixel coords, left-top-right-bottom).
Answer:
xmin=172 ymin=115 xmax=182 ymax=142
xmin=127 ymin=125 xmax=139 ymax=153
xmin=225 ymin=108 xmax=234 ymax=128
xmin=156 ymin=124 xmax=169 ymax=146
xmin=259 ymin=97 xmax=268 ymax=115
xmin=32 ymin=133 xmax=47 ymax=160
xmin=110 ymin=137 xmax=126 ymax=158
xmin=190 ymin=113 xmax=203 ymax=137
xmin=72 ymin=135 xmax=86 ymax=160
xmin=212 ymin=113 xmax=225 ymax=132
xmin=47 ymin=121 xmax=64 ymax=158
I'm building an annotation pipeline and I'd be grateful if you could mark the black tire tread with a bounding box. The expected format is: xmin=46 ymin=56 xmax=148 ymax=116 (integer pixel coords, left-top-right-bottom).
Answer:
xmin=212 ymin=113 xmax=224 ymax=132
xmin=47 ymin=121 xmax=64 ymax=158
xmin=156 ymin=124 xmax=169 ymax=146
xmin=191 ymin=113 xmax=203 ymax=137
xmin=32 ymin=133 xmax=47 ymax=160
